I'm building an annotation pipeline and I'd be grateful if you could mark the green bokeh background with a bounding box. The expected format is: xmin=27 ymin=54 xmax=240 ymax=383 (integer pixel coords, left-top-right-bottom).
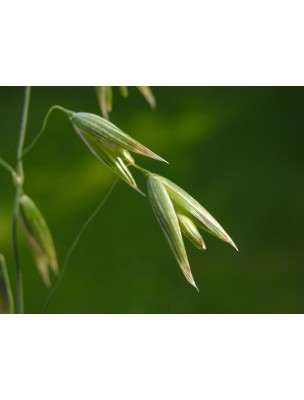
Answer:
xmin=0 ymin=87 xmax=303 ymax=313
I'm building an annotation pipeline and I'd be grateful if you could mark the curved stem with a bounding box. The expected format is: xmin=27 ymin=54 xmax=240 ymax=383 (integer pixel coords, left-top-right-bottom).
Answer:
xmin=0 ymin=157 xmax=16 ymax=176
xmin=12 ymin=86 xmax=31 ymax=314
xmin=22 ymin=105 xmax=72 ymax=158
xmin=130 ymin=163 xmax=152 ymax=177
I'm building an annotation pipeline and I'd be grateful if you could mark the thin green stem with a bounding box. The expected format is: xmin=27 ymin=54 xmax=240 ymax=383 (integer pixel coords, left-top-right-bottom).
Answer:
xmin=12 ymin=86 xmax=31 ymax=314
xmin=42 ymin=178 xmax=119 ymax=313
xmin=22 ymin=105 xmax=72 ymax=158
xmin=16 ymin=87 xmax=31 ymax=182
xmin=130 ymin=163 xmax=152 ymax=177
xmin=0 ymin=157 xmax=16 ymax=176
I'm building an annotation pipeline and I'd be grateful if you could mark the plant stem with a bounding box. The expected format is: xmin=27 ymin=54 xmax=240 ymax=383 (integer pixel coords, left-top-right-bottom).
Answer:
xmin=17 ymin=88 xmax=31 ymax=182
xmin=130 ymin=163 xmax=152 ymax=177
xmin=0 ymin=157 xmax=16 ymax=176
xmin=22 ymin=105 xmax=72 ymax=158
xmin=12 ymin=86 xmax=31 ymax=314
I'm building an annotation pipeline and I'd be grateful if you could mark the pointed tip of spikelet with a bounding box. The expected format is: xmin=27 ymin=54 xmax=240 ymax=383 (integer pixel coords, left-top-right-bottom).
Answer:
xmin=199 ymin=238 xmax=207 ymax=251
xmin=228 ymin=238 xmax=239 ymax=252
xmin=133 ymin=185 xmax=146 ymax=197
xmin=189 ymin=277 xmax=199 ymax=292
xmin=182 ymin=261 xmax=199 ymax=292
xmin=144 ymin=150 xmax=168 ymax=164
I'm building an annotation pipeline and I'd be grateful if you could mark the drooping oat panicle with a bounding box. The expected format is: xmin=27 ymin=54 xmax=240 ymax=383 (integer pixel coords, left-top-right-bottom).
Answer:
xmin=157 ymin=176 xmax=238 ymax=251
xmin=80 ymin=132 xmax=144 ymax=195
xmin=70 ymin=111 xmax=167 ymax=163
xmin=19 ymin=194 xmax=58 ymax=286
xmin=137 ymin=86 xmax=156 ymax=109
xmin=147 ymin=175 xmax=198 ymax=289
xmin=177 ymin=214 xmax=206 ymax=251
xmin=0 ymin=254 xmax=14 ymax=314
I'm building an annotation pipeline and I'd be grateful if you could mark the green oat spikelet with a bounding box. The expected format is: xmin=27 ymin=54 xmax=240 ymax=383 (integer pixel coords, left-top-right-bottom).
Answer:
xmin=47 ymin=108 xmax=167 ymax=194
xmin=147 ymin=174 xmax=238 ymax=289
xmin=19 ymin=194 xmax=58 ymax=286
xmin=79 ymin=132 xmax=144 ymax=195
xmin=70 ymin=112 xmax=167 ymax=164
xmin=147 ymin=175 xmax=198 ymax=290
xmin=0 ymin=254 xmax=14 ymax=314
xmin=67 ymin=111 xmax=167 ymax=194
xmin=157 ymin=176 xmax=238 ymax=250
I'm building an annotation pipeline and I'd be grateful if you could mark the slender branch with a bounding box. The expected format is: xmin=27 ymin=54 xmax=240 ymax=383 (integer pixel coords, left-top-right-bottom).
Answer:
xmin=130 ymin=163 xmax=151 ymax=177
xmin=12 ymin=86 xmax=31 ymax=314
xmin=0 ymin=157 xmax=16 ymax=176
xmin=22 ymin=105 xmax=71 ymax=158
xmin=42 ymin=178 xmax=119 ymax=313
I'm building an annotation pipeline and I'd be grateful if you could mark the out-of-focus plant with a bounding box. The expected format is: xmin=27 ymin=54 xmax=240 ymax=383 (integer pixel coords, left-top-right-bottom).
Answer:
xmin=95 ymin=86 xmax=156 ymax=119
xmin=0 ymin=88 xmax=58 ymax=312
xmin=0 ymin=87 xmax=237 ymax=313
xmin=19 ymin=194 xmax=59 ymax=286
xmin=0 ymin=254 xmax=14 ymax=313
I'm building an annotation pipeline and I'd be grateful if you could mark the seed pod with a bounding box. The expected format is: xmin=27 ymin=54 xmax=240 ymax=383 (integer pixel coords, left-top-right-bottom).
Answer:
xmin=80 ymin=132 xmax=144 ymax=195
xmin=70 ymin=111 xmax=167 ymax=163
xmin=177 ymin=214 xmax=206 ymax=251
xmin=137 ymin=86 xmax=156 ymax=109
xmin=147 ymin=175 xmax=197 ymax=290
xmin=157 ymin=176 xmax=238 ymax=251
xmin=19 ymin=194 xmax=58 ymax=286
xmin=0 ymin=254 xmax=14 ymax=314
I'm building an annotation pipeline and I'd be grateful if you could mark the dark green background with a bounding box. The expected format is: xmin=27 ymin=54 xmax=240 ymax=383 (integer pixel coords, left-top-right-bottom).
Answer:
xmin=0 ymin=87 xmax=303 ymax=313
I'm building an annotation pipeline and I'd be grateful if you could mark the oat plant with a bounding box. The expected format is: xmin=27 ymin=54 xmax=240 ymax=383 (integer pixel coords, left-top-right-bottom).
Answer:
xmin=0 ymin=87 xmax=238 ymax=313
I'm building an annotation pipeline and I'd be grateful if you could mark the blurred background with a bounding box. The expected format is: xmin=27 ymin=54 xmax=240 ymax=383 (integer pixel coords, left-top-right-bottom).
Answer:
xmin=0 ymin=87 xmax=303 ymax=313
